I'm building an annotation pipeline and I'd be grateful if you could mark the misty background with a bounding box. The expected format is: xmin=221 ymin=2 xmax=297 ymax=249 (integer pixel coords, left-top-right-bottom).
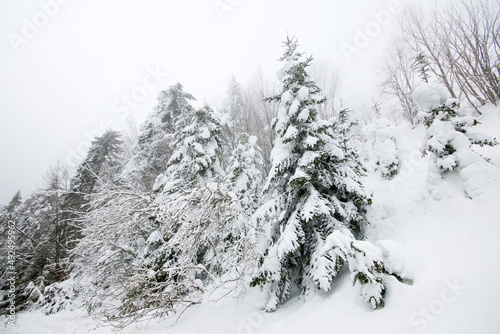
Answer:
xmin=0 ymin=0 xmax=435 ymax=204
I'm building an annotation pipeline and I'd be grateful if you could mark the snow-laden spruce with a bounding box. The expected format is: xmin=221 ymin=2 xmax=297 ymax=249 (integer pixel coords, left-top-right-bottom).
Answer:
xmin=227 ymin=134 xmax=264 ymax=213
xmin=122 ymin=83 xmax=196 ymax=191
xmin=250 ymin=37 xmax=387 ymax=312
xmin=112 ymin=105 xmax=258 ymax=324
xmin=120 ymin=105 xmax=225 ymax=321
xmin=413 ymin=83 xmax=499 ymax=198
xmin=364 ymin=118 xmax=400 ymax=179
xmin=152 ymin=106 xmax=224 ymax=195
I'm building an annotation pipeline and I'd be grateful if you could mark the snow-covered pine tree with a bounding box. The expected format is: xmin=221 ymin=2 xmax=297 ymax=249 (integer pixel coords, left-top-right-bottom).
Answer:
xmin=123 ymin=83 xmax=196 ymax=191
xmin=250 ymin=37 xmax=387 ymax=312
xmin=364 ymin=118 xmax=400 ymax=179
xmin=152 ymin=105 xmax=224 ymax=195
xmin=411 ymin=51 xmax=431 ymax=83
xmin=227 ymin=134 xmax=264 ymax=213
xmin=0 ymin=191 xmax=23 ymax=314
xmin=150 ymin=105 xmax=224 ymax=261
xmin=16 ymin=131 xmax=127 ymax=315
xmin=4 ymin=191 xmax=22 ymax=213
xmin=65 ymin=130 xmax=122 ymax=209
xmin=62 ymin=130 xmax=123 ymax=253
xmin=413 ymin=83 xmax=499 ymax=198
xmin=0 ymin=164 xmax=74 ymax=314
xmin=110 ymin=105 xmax=226 ymax=324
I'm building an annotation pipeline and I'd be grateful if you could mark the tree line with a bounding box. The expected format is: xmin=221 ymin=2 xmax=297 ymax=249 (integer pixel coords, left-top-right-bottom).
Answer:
xmin=1 ymin=0 xmax=498 ymax=328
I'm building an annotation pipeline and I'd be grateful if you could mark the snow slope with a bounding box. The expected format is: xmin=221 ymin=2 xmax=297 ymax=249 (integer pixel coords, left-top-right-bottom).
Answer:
xmin=5 ymin=108 xmax=500 ymax=334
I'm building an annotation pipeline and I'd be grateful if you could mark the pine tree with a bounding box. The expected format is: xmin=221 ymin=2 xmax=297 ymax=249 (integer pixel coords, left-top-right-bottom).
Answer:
xmin=250 ymin=37 xmax=386 ymax=312
xmin=111 ymin=105 xmax=226 ymax=323
xmin=364 ymin=118 xmax=400 ymax=179
xmin=66 ymin=130 xmax=123 ymax=208
xmin=124 ymin=83 xmax=196 ymax=190
xmin=227 ymin=134 xmax=264 ymax=213
xmin=423 ymin=99 xmax=497 ymax=172
xmin=0 ymin=165 xmax=71 ymax=314
xmin=412 ymin=51 xmax=431 ymax=83
xmin=420 ymin=96 xmax=499 ymax=198
xmin=63 ymin=130 xmax=123 ymax=252
xmin=5 ymin=191 xmax=22 ymax=214
xmin=153 ymin=105 xmax=224 ymax=195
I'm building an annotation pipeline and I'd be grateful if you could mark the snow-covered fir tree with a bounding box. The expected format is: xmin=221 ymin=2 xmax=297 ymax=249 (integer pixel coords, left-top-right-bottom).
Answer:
xmin=250 ymin=37 xmax=387 ymax=312
xmin=411 ymin=51 xmax=431 ymax=83
xmin=413 ymin=83 xmax=498 ymax=198
xmin=0 ymin=164 xmax=73 ymax=314
xmin=150 ymin=104 xmax=224 ymax=259
xmin=109 ymin=105 xmax=228 ymax=323
xmin=153 ymin=105 xmax=224 ymax=195
xmin=4 ymin=190 xmax=22 ymax=213
xmin=227 ymin=134 xmax=264 ymax=213
xmin=65 ymin=130 xmax=122 ymax=209
xmin=364 ymin=118 xmax=400 ymax=179
xmin=63 ymin=130 xmax=123 ymax=252
xmin=123 ymin=83 xmax=196 ymax=190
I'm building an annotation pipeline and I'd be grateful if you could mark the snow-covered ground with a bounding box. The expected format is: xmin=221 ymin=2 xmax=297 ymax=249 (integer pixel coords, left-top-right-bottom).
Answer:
xmin=5 ymin=107 xmax=500 ymax=334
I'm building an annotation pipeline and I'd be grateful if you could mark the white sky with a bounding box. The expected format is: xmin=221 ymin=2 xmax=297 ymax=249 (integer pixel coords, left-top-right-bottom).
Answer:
xmin=0 ymin=0 xmax=423 ymax=204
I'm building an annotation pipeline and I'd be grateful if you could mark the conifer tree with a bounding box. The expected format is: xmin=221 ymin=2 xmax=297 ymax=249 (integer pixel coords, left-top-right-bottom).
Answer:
xmin=364 ymin=118 xmax=400 ymax=179
xmin=412 ymin=51 xmax=431 ymax=83
xmin=111 ymin=106 xmax=226 ymax=323
xmin=124 ymin=83 xmax=196 ymax=190
xmin=153 ymin=105 xmax=224 ymax=195
xmin=227 ymin=134 xmax=264 ymax=213
xmin=63 ymin=130 xmax=123 ymax=252
xmin=65 ymin=130 xmax=123 ymax=208
xmin=416 ymin=90 xmax=499 ymax=198
xmin=251 ymin=37 xmax=387 ymax=312
xmin=0 ymin=164 xmax=71 ymax=313
xmin=5 ymin=191 xmax=22 ymax=214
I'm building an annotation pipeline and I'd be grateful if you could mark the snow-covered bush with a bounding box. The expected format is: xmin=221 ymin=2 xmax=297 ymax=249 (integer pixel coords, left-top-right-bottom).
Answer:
xmin=364 ymin=118 xmax=400 ymax=178
xmin=227 ymin=134 xmax=264 ymax=212
xmin=413 ymin=83 xmax=499 ymax=198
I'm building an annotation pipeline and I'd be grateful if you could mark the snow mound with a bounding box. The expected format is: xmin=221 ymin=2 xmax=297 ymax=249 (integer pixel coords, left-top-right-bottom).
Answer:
xmin=413 ymin=83 xmax=450 ymax=111
xmin=460 ymin=160 xmax=500 ymax=198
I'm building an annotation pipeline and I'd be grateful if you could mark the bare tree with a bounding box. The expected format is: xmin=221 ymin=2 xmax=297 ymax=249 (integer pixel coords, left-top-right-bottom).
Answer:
xmin=399 ymin=2 xmax=458 ymax=99
xmin=395 ymin=0 xmax=500 ymax=115
xmin=439 ymin=0 xmax=500 ymax=109
xmin=72 ymin=181 xmax=156 ymax=315
xmin=378 ymin=39 xmax=419 ymax=126
xmin=244 ymin=69 xmax=279 ymax=174
xmin=309 ymin=59 xmax=344 ymax=119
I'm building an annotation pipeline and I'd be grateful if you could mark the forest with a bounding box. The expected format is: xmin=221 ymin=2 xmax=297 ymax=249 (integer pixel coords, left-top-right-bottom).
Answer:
xmin=1 ymin=1 xmax=499 ymax=332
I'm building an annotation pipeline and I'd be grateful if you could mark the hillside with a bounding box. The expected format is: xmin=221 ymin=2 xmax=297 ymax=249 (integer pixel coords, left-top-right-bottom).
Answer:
xmin=6 ymin=106 xmax=500 ymax=334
